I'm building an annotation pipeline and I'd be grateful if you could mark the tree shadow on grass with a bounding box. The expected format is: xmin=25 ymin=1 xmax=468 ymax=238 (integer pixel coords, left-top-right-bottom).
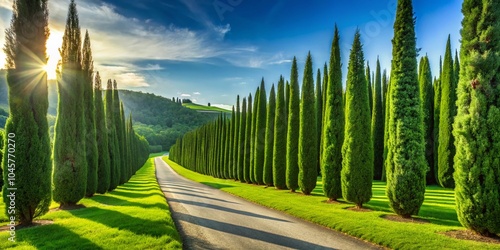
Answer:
xmin=108 ymin=190 xmax=164 ymax=199
xmin=69 ymin=207 xmax=178 ymax=239
xmin=91 ymin=195 xmax=169 ymax=210
xmin=176 ymin=213 xmax=336 ymax=250
xmin=167 ymin=198 xmax=288 ymax=222
xmin=200 ymin=182 xmax=235 ymax=189
xmin=17 ymin=224 xmax=103 ymax=250
xmin=118 ymin=186 xmax=159 ymax=192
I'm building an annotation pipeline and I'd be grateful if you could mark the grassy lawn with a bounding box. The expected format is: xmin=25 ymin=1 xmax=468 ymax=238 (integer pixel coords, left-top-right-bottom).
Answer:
xmin=0 ymin=156 xmax=182 ymax=250
xmin=164 ymin=156 xmax=500 ymax=250
xmin=182 ymin=103 xmax=231 ymax=113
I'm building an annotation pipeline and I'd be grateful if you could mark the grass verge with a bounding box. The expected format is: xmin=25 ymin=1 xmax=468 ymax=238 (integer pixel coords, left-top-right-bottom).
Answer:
xmin=0 ymin=157 xmax=182 ymax=250
xmin=163 ymin=156 xmax=499 ymax=250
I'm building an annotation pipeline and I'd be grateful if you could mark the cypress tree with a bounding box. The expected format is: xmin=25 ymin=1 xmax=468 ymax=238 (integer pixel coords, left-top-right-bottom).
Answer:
xmin=454 ymin=50 xmax=460 ymax=89
xmin=453 ymin=0 xmax=500 ymax=236
xmin=419 ymin=56 xmax=435 ymax=184
xmin=113 ymin=81 xmax=123 ymax=185
xmin=341 ymin=31 xmax=373 ymax=208
xmin=386 ymin=0 xmax=427 ymax=217
xmin=250 ymin=88 xmax=259 ymax=184
xmin=438 ymin=35 xmax=455 ymax=188
xmin=299 ymin=52 xmax=318 ymax=195
xmin=238 ymin=97 xmax=247 ymax=181
xmin=244 ymin=94 xmax=253 ymax=183
xmin=286 ymin=80 xmax=290 ymax=123
xmin=434 ymin=57 xmax=442 ymax=179
xmin=119 ymin=102 xmax=128 ymax=183
xmin=273 ymin=76 xmax=287 ymax=189
xmin=286 ymin=57 xmax=300 ymax=192
xmin=263 ymin=84 xmax=276 ymax=186
xmin=233 ymin=96 xmax=240 ymax=180
xmin=2 ymin=0 xmax=52 ymax=224
xmin=106 ymin=79 xmax=119 ymax=191
xmin=254 ymin=80 xmax=267 ymax=185
xmin=94 ymin=72 xmax=111 ymax=194
xmin=320 ymin=63 xmax=329 ymax=170
xmin=316 ymin=68 xmax=323 ymax=175
xmin=126 ymin=114 xmax=134 ymax=178
xmin=366 ymin=62 xmax=373 ymax=116
xmin=322 ymin=26 xmax=344 ymax=201
xmin=372 ymin=58 xmax=384 ymax=180
xmin=382 ymin=73 xmax=391 ymax=182
xmin=82 ymin=30 xmax=98 ymax=197
xmin=227 ymin=107 xmax=234 ymax=179
xmin=53 ymin=0 xmax=88 ymax=207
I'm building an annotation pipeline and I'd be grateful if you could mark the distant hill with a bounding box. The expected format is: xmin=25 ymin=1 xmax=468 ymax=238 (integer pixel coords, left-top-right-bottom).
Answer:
xmin=183 ymin=103 xmax=231 ymax=113
xmin=0 ymin=71 xmax=219 ymax=150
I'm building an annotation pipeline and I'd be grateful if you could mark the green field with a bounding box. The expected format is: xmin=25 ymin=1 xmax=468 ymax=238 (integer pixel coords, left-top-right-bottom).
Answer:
xmin=182 ymin=103 xmax=231 ymax=113
xmin=164 ymin=156 xmax=500 ymax=250
xmin=0 ymin=156 xmax=182 ymax=250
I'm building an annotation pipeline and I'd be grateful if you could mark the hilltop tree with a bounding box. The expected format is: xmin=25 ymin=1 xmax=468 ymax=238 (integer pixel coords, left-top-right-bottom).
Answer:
xmin=419 ymin=56 xmax=435 ymax=184
xmin=263 ymin=84 xmax=276 ymax=186
xmin=82 ymin=30 xmax=98 ymax=197
xmin=298 ymin=52 xmax=318 ymax=195
xmin=286 ymin=57 xmax=300 ymax=192
xmin=94 ymin=72 xmax=111 ymax=194
xmin=2 ymin=0 xmax=52 ymax=224
xmin=341 ymin=31 xmax=373 ymax=208
xmin=254 ymin=80 xmax=267 ymax=185
xmin=386 ymin=0 xmax=427 ymax=218
xmin=438 ymin=35 xmax=456 ymax=188
xmin=273 ymin=77 xmax=287 ymax=189
xmin=372 ymin=58 xmax=384 ymax=180
xmin=453 ymin=0 xmax=500 ymax=236
xmin=322 ymin=26 xmax=344 ymax=201
xmin=53 ymin=0 xmax=88 ymax=207
xmin=238 ymin=97 xmax=247 ymax=181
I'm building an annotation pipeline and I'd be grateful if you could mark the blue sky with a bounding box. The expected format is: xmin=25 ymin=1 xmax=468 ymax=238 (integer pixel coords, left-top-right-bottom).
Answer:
xmin=0 ymin=0 xmax=462 ymax=109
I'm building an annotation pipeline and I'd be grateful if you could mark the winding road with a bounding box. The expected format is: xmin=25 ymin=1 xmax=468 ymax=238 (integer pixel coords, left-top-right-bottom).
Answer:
xmin=155 ymin=157 xmax=381 ymax=250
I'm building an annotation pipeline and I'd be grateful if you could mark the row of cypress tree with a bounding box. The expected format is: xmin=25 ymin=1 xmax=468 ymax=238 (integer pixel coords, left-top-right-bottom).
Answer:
xmin=1 ymin=0 xmax=150 ymax=225
xmin=171 ymin=0 xmax=500 ymax=236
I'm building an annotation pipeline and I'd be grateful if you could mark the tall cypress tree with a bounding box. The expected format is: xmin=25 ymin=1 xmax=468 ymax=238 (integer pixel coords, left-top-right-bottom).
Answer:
xmin=106 ymin=79 xmax=119 ymax=191
xmin=372 ymin=58 xmax=384 ymax=180
xmin=254 ymin=79 xmax=267 ymax=185
xmin=320 ymin=63 xmax=329 ymax=171
xmin=82 ymin=30 xmax=98 ymax=197
xmin=386 ymin=0 xmax=427 ymax=218
xmin=113 ymin=81 xmax=123 ymax=185
xmin=315 ymin=68 xmax=323 ymax=175
xmin=238 ymin=97 xmax=247 ymax=181
xmin=342 ymin=31 xmax=373 ymax=208
xmin=286 ymin=57 xmax=300 ymax=192
xmin=273 ymin=77 xmax=287 ymax=189
xmin=119 ymin=102 xmax=127 ymax=183
xmin=94 ymin=72 xmax=111 ymax=194
xmin=382 ymin=73 xmax=391 ymax=182
xmin=233 ymin=96 xmax=240 ymax=180
xmin=2 ymin=0 xmax=52 ymax=224
xmin=366 ymin=62 xmax=373 ymax=116
xmin=419 ymin=56 xmax=435 ymax=184
xmin=263 ymin=84 xmax=276 ymax=186
xmin=250 ymin=88 xmax=259 ymax=184
xmin=298 ymin=52 xmax=318 ymax=195
xmin=244 ymin=94 xmax=253 ymax=183
xmin=322 ymin=26 xmax=344 ymax=201
xmin=453 ymin=0 xmax=500 ymax=236
xmin=434 ymin=57 xmax=442 ymax=180
xmin=438 ymin=35 xmax=455 ymax=188
xmin=53 ymin=0 xmax=87 ymax=207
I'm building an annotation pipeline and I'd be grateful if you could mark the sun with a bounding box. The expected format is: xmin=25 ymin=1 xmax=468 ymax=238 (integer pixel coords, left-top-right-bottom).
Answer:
xmin=44 ymin=30 xmax=63 ymax=80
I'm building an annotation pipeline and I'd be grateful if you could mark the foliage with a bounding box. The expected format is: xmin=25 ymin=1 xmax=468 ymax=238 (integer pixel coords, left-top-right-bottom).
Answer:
xmin=263 ymin=84 xmax=276 ymax=186
xmin=341 ymin=31 xmax=373 ymax=207
xmin=419 ymin=56 xmax=435 ymax=185
xmin=253 ymin=80 xmax=267 ymax=185
xmin=273 ymin=77 xmax=287 ymax=189
xmin=94 ymin=72 xmax=111 ymax=194
xmin=372 ymin=58 xmax=384 ymax=180
xmin=286 ymin=57 xmax=300 ymax=192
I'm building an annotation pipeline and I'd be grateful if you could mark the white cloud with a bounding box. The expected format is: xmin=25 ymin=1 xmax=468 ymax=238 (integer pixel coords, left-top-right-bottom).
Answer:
xmin=193 ymin=92 xmax=201 ymax=95
xmin=0 ymin=0 xmax=12 ymax=10
xmin=181 ymin=94 xmax=191 ymax=97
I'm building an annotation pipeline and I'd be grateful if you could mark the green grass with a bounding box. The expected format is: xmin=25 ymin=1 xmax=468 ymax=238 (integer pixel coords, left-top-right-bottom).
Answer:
xmin=164 ymin=156 xmax=500 ymax=250
xmin=0 ymin=157 xmax=182 ymax=250
xmin=182 ymin=103 xmax=231 ymax=113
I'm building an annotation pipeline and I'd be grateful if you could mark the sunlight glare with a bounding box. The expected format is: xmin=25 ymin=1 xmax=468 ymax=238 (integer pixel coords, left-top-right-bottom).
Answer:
xmin=45 ymin=30 xmax=63 ymax=80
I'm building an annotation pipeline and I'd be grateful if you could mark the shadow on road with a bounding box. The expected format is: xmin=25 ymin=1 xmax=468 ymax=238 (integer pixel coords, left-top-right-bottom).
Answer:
xmin=167 ymin=198 xmax=289 ymax=223
xmin=165 ymin=190 xmax=239 ymax=204
xmin=176 ymin=213 xmax=337 ymax=250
